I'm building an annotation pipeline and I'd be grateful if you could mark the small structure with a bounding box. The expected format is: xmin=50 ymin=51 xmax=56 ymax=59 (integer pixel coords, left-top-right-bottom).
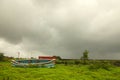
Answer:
xmin=39 ymin=56 xmax=56 ymax=60
xmin=11 ymin=56 xmax=56 ymax=68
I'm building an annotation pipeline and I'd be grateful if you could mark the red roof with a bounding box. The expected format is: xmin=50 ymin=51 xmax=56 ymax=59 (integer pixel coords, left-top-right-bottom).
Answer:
xmin=38 ymin=56 xmax=56 ymax=60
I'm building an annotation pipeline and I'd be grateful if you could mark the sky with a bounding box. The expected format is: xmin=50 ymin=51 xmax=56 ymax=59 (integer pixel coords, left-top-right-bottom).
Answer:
xmin=0 ymin=0 xmax=120 ymax=59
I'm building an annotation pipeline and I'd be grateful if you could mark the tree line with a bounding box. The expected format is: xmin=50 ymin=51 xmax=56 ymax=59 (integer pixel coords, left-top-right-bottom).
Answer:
xmin=0 ymin=53 xmax=13 ymax=62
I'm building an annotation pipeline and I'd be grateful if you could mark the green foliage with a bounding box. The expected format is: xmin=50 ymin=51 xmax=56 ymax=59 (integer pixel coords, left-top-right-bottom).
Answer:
xmin=0 ymin=53 xmax=4 ymax=61
xmin=0 ymin=52 xmax=14 ymax=62
xmin=74 ymin=60 xmax=80 ymax=65
xmin=0 ymin=62 xmax=120 ymax=80
xmin=53 ymin=56 xmax=62 ymax=60
xmin=83 ymin=50 xmax=89 ymax=59
xmin=88 ymin=61 xmax=114 ymax=71
xmin=81 ymin=50 xmax=89 ymax=64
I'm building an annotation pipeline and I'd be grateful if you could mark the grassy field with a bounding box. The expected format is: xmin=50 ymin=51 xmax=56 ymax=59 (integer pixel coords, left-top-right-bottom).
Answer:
xmin=0 ymin=62 xmax=120 ymax=80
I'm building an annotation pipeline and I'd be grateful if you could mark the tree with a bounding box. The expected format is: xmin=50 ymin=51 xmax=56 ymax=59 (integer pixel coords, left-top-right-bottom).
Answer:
xmin=0 ymin=53 xmax=4 ymax=61
xmin=83 ymin=50 xmax=89 ymax=60
xmin=81 ymin=50 xmax=89 ymax=64
xmin=53 ymin=56 xmax=62 ymax=60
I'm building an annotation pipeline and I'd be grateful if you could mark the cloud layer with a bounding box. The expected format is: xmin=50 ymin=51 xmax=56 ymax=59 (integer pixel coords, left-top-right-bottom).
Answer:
xmin=0 ymin=0 xmax=120 ymax=59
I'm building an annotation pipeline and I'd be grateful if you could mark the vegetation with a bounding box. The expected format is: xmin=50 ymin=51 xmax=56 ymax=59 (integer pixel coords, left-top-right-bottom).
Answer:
xmin=0 ymin=52 xmax=14 ymax=62
xmin=81 ymin=50 xmax=89 ymax=64
xmin=1 ymin=51 xmax=120 ymax=80
xmin=0 ymin=62 xmax=120 ymax=80
xmin=0 ymin=53 xmax=4 ymax=61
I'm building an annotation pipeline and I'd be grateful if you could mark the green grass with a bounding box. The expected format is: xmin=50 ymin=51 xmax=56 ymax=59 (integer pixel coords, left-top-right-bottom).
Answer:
xmin=0 ymin=62 xmax=120 ymax=80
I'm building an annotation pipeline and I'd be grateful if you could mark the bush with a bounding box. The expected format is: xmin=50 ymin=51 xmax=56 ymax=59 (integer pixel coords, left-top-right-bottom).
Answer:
xmin=74 ymin=60 xmax=80 ymax=65
xmin=0 ymin=53 xmax=4 ymax=61
xmin=88 ymin=61 xmax=114 ymax=71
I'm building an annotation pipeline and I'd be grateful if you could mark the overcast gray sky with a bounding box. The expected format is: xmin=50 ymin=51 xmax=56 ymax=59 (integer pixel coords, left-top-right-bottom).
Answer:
xmin=0 ymin=0 xmax=120 ymax=59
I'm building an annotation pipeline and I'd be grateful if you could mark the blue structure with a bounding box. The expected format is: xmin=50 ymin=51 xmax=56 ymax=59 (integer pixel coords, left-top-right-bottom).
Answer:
xmin=12 ymin=59 xmax=55 ymax=68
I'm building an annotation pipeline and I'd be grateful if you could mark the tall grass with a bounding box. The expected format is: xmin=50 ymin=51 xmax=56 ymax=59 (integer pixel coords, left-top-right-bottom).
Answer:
xmin=0 ymin=62 xmax=120 ymax=80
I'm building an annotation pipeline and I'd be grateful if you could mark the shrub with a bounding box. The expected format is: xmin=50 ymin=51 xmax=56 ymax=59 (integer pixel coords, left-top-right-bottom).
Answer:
xmin=0 ymin=53 xmax=4 ymax=61
xmin=88 ymin=61 xmax=114 ymax=71
xmin=74 ymin=60 xmax=80 ymax=65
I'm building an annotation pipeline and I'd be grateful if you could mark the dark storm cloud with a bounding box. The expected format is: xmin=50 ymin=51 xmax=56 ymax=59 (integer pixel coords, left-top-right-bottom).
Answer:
xmin=0 ymin=0 xmax=120 ymax=59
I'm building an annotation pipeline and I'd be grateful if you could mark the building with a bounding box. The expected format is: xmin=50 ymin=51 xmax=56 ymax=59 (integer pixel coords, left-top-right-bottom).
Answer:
xmin=38 ymin=56 xmax=56 ymax=60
